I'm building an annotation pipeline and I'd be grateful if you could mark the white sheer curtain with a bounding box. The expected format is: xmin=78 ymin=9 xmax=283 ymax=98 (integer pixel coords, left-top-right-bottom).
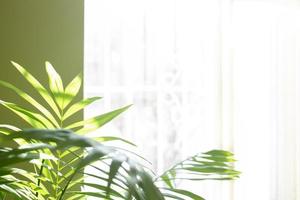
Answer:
xmin=84 ymin=0 xmax=300 ymax=199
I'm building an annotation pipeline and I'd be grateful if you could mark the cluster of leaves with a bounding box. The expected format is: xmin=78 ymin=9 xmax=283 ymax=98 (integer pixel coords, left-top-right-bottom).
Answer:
xmin=0 ymin=62 xmax=240 ymax=200
xmin=0 ymin=129 xmax=164 ymax=200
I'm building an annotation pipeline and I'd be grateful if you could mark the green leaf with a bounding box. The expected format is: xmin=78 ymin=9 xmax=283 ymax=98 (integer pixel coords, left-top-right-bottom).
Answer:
xmin=157 ymin=150 xmax=240 ymax=189
xmin=0 ymin=80 xmax=59 ymax=127
xmin=58 ymin=147 xmax=114 ymax=200
xmin=124 ymin=162 xmax=165 ymax=200
xmin=63 ymin=194 xmax=84 ymax=200
xmin=0 ymin=152 xmax=41 ymax=168
xmin=162 ymin=193 xmax=185 ymax=200
xmin=180 ymin=166 xmax=238 ymax=175
xmin=161 ymin=171 xmax=175 ymax=189
xmin=11 ymin=61 xmax=61 ymax=119
xmin=62 ymin=97 xmax=102 ymax=121
xmin=106 ymin=155 xmax=125 ymax=198
xmin=0 ymin=142 xmax=53 ymax=200
xmin=162 ymin=188 xmax=204 ymax=200
xmin=62 ymin=73 xmax=82 ymax=110
xmin=0 ymin=100 xmax=54 ymax=128
xmin=204 ymin=150 xmax=233 ymax=157
xmin=4 ymin=129 xmax=93 ymax=148
xmin=66 ymin=105 xmax=131 ymax=134
xmin=76 ymin=182 xmax=125 ymax=198
xmin=93 ymin=136 xmax=136 ymax=146
xmin=45 ymin=61 xmax=64 ymax=110
xmin=0 ymin=124 xmax=20 ymax=134
xmin=0 ymin=125 xmax=24 ymax=146
xmin=138 ymin=167 xmax=165 ymax=200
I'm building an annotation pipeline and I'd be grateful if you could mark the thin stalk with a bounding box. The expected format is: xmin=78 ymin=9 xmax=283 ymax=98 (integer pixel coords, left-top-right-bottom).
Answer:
xmin=54 ymin=152 xmax=61 ymax=198
xmin=58 ymin=169 xmax=77 ymax=200
xmin=36 ymin=159 xmax=46 ymax=197
xmin=154 ymin=154 xmax=196 ymax=182
xmin=55 ymin=110 xmax=64 ymax=198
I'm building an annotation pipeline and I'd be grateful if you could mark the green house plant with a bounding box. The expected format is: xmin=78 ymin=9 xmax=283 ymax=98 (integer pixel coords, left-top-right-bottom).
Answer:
xmin=0 ymin=62 xmax=240 ymax=200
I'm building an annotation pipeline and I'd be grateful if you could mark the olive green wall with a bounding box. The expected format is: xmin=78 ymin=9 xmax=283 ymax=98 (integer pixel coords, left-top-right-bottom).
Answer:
xmin=0 ymin=0 xmax=84 ymax=127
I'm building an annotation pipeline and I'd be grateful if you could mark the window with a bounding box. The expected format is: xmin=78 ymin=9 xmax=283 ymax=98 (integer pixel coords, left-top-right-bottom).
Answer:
xmin=84 ymin=0 xmax=300 ymax=199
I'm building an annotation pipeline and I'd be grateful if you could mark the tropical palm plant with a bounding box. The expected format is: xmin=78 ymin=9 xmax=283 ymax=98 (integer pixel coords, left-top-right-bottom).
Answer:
xmin=0 ymin=140 xmax=48 ymax=200
xmin=0 ymin=61 xmax=131 ymax=199
xmin=0 ymin=61 xmax=240 ymax=199
xmin=0 ymin=129 xmax=165 ymax=200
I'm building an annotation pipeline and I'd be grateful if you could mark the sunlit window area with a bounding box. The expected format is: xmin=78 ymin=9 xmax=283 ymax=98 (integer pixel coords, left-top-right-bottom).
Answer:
xmin=85 ymin=0 xmax=300 ymax=200
xmin=0 ymin=0 xmax=299 ymax=200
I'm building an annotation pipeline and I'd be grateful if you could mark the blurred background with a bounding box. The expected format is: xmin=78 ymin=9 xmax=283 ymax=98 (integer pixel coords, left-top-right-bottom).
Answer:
xmin=84 ymin=0 xmax=300 ymax=200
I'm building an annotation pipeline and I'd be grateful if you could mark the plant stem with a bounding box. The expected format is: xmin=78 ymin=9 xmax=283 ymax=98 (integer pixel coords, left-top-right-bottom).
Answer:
xmin=154 ymin=154 xmax=196 ymax=182
xmin=55 ymin=152 xmax=61 ymax=199
xmin=58 ymin=170 xmax=77 ymax=200
xmin=55 ymin=109 xmax=64 ymax=198
xmin=36 ymin=159 xmax=46 ymax=197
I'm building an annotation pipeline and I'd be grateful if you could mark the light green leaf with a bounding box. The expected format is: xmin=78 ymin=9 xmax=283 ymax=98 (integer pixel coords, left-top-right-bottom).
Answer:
xmin=0 ymin=80 xmax=59 ymax=127
xmin=62 ymin=97 xmax=102 ymax=121
xmin=63 ymin=73 xmax=82 ymax=110
xmin=204 ymin=150 xmax=233 ymax=156
xmin=66 ymin=105 xmax=131 ymax=134
xmin=0 ymin=100 xmax=54 ymax=128
xmin=45 ymin=61 xmax=64 ymax=110
xmin=93 ymin=136 xmax=136 ymax=146
xmin=162 ymin=188 xmax=204 ymax=200
xmin=158 ymin=150 xmax=240 ymax=186
xmin=11 ymin=61 xmax=61 ymax=119
xmin=160 ymin=172 xmax=175 ymax=189
xmin=0 ymin=124 xmax=20 ymax=133
xmin=0 ymin=125 xmax=23 ymax=145
xmin=63 ymin=194 xmax=85 ymax=200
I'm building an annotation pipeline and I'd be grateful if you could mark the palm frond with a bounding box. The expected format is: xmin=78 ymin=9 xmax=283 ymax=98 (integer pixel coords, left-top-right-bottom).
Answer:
xmin=0 ymin=61 xmax=240 ymax=200
xmin=11 ymin=61 xmax=61 ymax=119
xmin=62 ymin=97 xmax=101 ymax=121
xmin=63 ymin=72 xmax=82 ymax=110
xmin=1 ymin=129 xmax=166 ymax=200
xmin=157 ymin=150 xmax=240 ymax=197
xmin=66 ymin=105 xmax=132 ymax=134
